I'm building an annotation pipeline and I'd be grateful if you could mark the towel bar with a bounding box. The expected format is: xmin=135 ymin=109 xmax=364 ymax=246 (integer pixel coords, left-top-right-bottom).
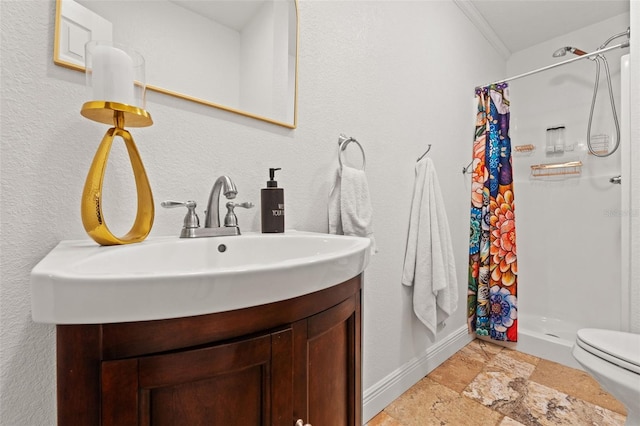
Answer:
xmin=462 ymin=160 xmax=473 ymax=175
xmin=417 ymin=144 xmax=432 ymax=162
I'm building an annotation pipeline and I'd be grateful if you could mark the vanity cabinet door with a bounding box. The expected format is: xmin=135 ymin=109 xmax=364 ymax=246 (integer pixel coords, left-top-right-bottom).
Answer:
xmin=101 ymin=329 xmax=293 ymax=426
xmin=56 ymin=276 xmax=362 ymax=426
xmin=294 ymin=292 xmax=362 ymax=426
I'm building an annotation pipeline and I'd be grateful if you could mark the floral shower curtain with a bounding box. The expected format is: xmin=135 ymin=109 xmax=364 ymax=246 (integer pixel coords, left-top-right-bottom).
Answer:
xmin=468 ymin=83 xmax=518 ymax=342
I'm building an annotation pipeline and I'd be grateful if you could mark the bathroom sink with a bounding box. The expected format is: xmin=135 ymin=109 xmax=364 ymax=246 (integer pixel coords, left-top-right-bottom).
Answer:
xmin=31 ymin=231 xmax=371 ymax=324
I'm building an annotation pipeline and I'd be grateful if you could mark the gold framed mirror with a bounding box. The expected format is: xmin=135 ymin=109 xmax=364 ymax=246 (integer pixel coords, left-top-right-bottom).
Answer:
xmin=54 ymin=0 xmax=298 ymax=128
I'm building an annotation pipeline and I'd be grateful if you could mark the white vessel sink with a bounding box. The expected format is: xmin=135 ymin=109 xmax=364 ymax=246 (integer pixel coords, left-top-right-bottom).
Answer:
xmin=31 ymin=231 xmax=370 ymax=324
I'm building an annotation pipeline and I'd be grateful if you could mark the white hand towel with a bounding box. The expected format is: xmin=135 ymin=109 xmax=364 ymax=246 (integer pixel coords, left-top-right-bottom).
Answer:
xmin=402 ymin=157 xmax=458 ymax=336
xmin=328 ymin=170 xmax=343 ymax=235
xmin=328 ymin=166 xmax=377 ymax=254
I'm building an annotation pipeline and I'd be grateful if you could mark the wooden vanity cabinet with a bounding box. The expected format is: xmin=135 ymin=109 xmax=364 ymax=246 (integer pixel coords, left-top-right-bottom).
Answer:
xmin=56 ymin=275 xmax=362 ymax=426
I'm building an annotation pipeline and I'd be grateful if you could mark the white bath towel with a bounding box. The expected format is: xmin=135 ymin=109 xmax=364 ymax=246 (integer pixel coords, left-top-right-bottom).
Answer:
xmin=402 ymin=157 xmax=458 ymax=336
xmin=328 ymin=166 xmax=377 ymax=254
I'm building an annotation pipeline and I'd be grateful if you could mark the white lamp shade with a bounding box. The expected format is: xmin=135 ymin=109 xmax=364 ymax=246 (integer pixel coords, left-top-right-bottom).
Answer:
xmin=85 ymin=41 xmax=146 ymax=109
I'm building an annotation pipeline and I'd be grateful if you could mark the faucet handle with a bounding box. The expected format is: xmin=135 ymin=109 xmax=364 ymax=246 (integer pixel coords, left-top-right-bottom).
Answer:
xmin=224 ymin=201 xmax=254 ymax=227
xmin=232 ymin=202 xmax=254 ymax=209
xmin=161 ymin=200 xmax=196 ymax=209
xmin=161 ymin=200 xmax=199 ymax=229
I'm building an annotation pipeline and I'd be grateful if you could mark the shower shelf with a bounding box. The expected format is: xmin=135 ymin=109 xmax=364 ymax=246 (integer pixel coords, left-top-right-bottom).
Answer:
xmin=515 ymin=144 xmax=535 ymax=153
xmin=530 ymin=161 xmax=582 ymax=177
xmin=587 ymin=134 xmax=610 ymax=155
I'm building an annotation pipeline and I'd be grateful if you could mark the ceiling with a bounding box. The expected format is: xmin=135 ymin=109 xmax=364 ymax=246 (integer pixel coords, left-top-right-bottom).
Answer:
xmin=168 ymin=0 xmax=297 ymax=54
xmin=465 ymin=0 xmax=629 ymax=55
xmin=169 ymin=1 xmax=629 ymax=57
xmin=169 ymin=1 xmax=265 ymax=31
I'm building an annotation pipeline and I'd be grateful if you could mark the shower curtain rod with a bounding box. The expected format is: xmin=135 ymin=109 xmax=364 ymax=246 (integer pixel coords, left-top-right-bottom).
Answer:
xmin=476 ymin=41 xmax=629 ymax=89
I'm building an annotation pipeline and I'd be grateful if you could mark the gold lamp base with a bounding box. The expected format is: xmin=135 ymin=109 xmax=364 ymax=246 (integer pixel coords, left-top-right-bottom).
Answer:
xmin=81 ymin=102 xmax=154 ymax=246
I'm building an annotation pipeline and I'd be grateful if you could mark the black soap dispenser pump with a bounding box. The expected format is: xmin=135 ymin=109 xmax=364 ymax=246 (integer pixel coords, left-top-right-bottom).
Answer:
xmin=261 ymin=168 xmax=284 ymax=233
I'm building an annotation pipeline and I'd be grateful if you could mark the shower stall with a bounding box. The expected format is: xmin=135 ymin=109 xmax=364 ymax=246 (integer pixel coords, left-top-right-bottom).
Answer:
xmin=487 ymin=15 xmax=631 ymax=369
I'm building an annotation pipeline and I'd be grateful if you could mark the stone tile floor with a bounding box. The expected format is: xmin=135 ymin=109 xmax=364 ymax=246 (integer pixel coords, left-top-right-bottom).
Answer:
xmin=366 ymin=339 xmax=627 ymax=425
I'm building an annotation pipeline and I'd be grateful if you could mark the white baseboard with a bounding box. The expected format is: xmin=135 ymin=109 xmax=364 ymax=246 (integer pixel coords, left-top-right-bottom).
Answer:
xmin=362 ymin=325 xmax=473 ymax=424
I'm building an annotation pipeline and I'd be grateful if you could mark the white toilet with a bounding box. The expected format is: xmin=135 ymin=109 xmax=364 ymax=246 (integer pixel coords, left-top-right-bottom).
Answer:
xmin=572 ymin=328 xmax=640 ymax=425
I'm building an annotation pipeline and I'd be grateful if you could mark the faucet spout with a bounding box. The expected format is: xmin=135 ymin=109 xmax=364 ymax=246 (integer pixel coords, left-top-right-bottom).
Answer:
xmin=205 ymin=176 xmax=237 ymax=228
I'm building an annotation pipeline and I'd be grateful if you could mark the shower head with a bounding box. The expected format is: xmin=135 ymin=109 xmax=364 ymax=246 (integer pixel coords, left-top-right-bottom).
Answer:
xmin=552 ymin=46 xmax=588 ymax=57
xmin=552 ymin=47 xmax=568 ymax=57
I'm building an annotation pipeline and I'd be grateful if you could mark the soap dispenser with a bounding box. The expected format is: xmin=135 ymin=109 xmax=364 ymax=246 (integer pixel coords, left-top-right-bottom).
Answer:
xmin=261 ymin=168 xmax=284 ymax=233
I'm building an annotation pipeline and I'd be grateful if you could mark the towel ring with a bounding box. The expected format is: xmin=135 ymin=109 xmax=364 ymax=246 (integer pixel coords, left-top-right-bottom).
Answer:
xmin=338 ymin=134 xmax=366 ymax=170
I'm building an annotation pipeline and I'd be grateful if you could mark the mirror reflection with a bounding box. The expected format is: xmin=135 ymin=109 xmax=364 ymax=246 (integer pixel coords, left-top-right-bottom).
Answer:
xmin=54 ymin=0 xmax=298 ymax=128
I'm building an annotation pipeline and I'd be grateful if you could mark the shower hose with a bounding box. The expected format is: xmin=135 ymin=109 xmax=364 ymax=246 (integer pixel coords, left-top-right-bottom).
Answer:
xmin=586 ymin=54 xmax=620 ymax=157
xmin=586 ymin=26 xmax=630 ymax=157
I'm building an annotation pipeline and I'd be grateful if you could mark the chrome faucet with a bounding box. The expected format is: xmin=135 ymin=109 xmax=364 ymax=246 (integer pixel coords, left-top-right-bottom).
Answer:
xmin=162 ymin=175 xmax=253 ymax=238
xmin=204 ymin=175 xmax=237 ymax=228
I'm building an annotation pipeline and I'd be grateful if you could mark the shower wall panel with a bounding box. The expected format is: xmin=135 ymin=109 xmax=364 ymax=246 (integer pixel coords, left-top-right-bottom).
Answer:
xmin=506 ymin=13 xmax=630 ymax=333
